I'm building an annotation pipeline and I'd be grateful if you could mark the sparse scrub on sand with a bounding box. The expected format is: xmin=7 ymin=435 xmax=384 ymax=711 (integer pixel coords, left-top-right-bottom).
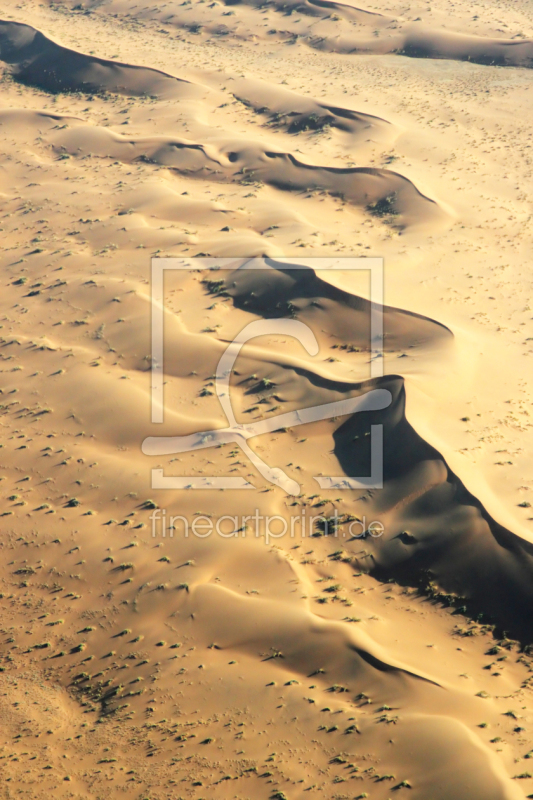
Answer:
xmin=366 ymin=192 xmax=399 ymax=219
xmin=113 ymin=562 xmax=134 ymax=572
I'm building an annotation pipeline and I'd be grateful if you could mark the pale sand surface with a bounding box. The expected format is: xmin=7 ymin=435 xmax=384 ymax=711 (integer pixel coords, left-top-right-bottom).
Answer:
xmin=1 ymin=1 xmax=533 ymax=798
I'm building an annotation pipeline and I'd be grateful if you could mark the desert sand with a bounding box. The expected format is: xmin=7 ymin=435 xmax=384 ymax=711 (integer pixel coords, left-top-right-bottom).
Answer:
xmin=1 ymin=0 xmax=533 ymax=798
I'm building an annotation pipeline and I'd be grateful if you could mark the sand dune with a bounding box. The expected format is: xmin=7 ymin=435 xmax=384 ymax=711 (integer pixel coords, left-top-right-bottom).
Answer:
xmin=0 ymin=107 xmax=442 ymax=228
xmin=231 ymin=77 xmax=396 ymax=143
xmin=2 ymin=0 xmax=533 ymax=798
xmin=0 ymin=19 xmax=198 ymax=97
xmin=59 ymin=0 xmax=533 ymax=68
xmin=0 ymin=22 xmax=447 ymax=233
xmin=397 ymin=27 xmax=533 ymax=68
xmin=194 ymin=262 xmax=533 ymax=638
xmin=224 ymin=259 xmax=452 ymax=347
xmin=54 ymin=122 xmax=445 ymax=228
xmin=0 ymin=43 xmax=442 ymax=230
xmin=334 ymin=378 xmax=533 ymax=639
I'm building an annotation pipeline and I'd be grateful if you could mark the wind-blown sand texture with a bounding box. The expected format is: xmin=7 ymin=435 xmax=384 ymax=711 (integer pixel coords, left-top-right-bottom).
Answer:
xmin=1 ymin=0 xmax=533 ymax=798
